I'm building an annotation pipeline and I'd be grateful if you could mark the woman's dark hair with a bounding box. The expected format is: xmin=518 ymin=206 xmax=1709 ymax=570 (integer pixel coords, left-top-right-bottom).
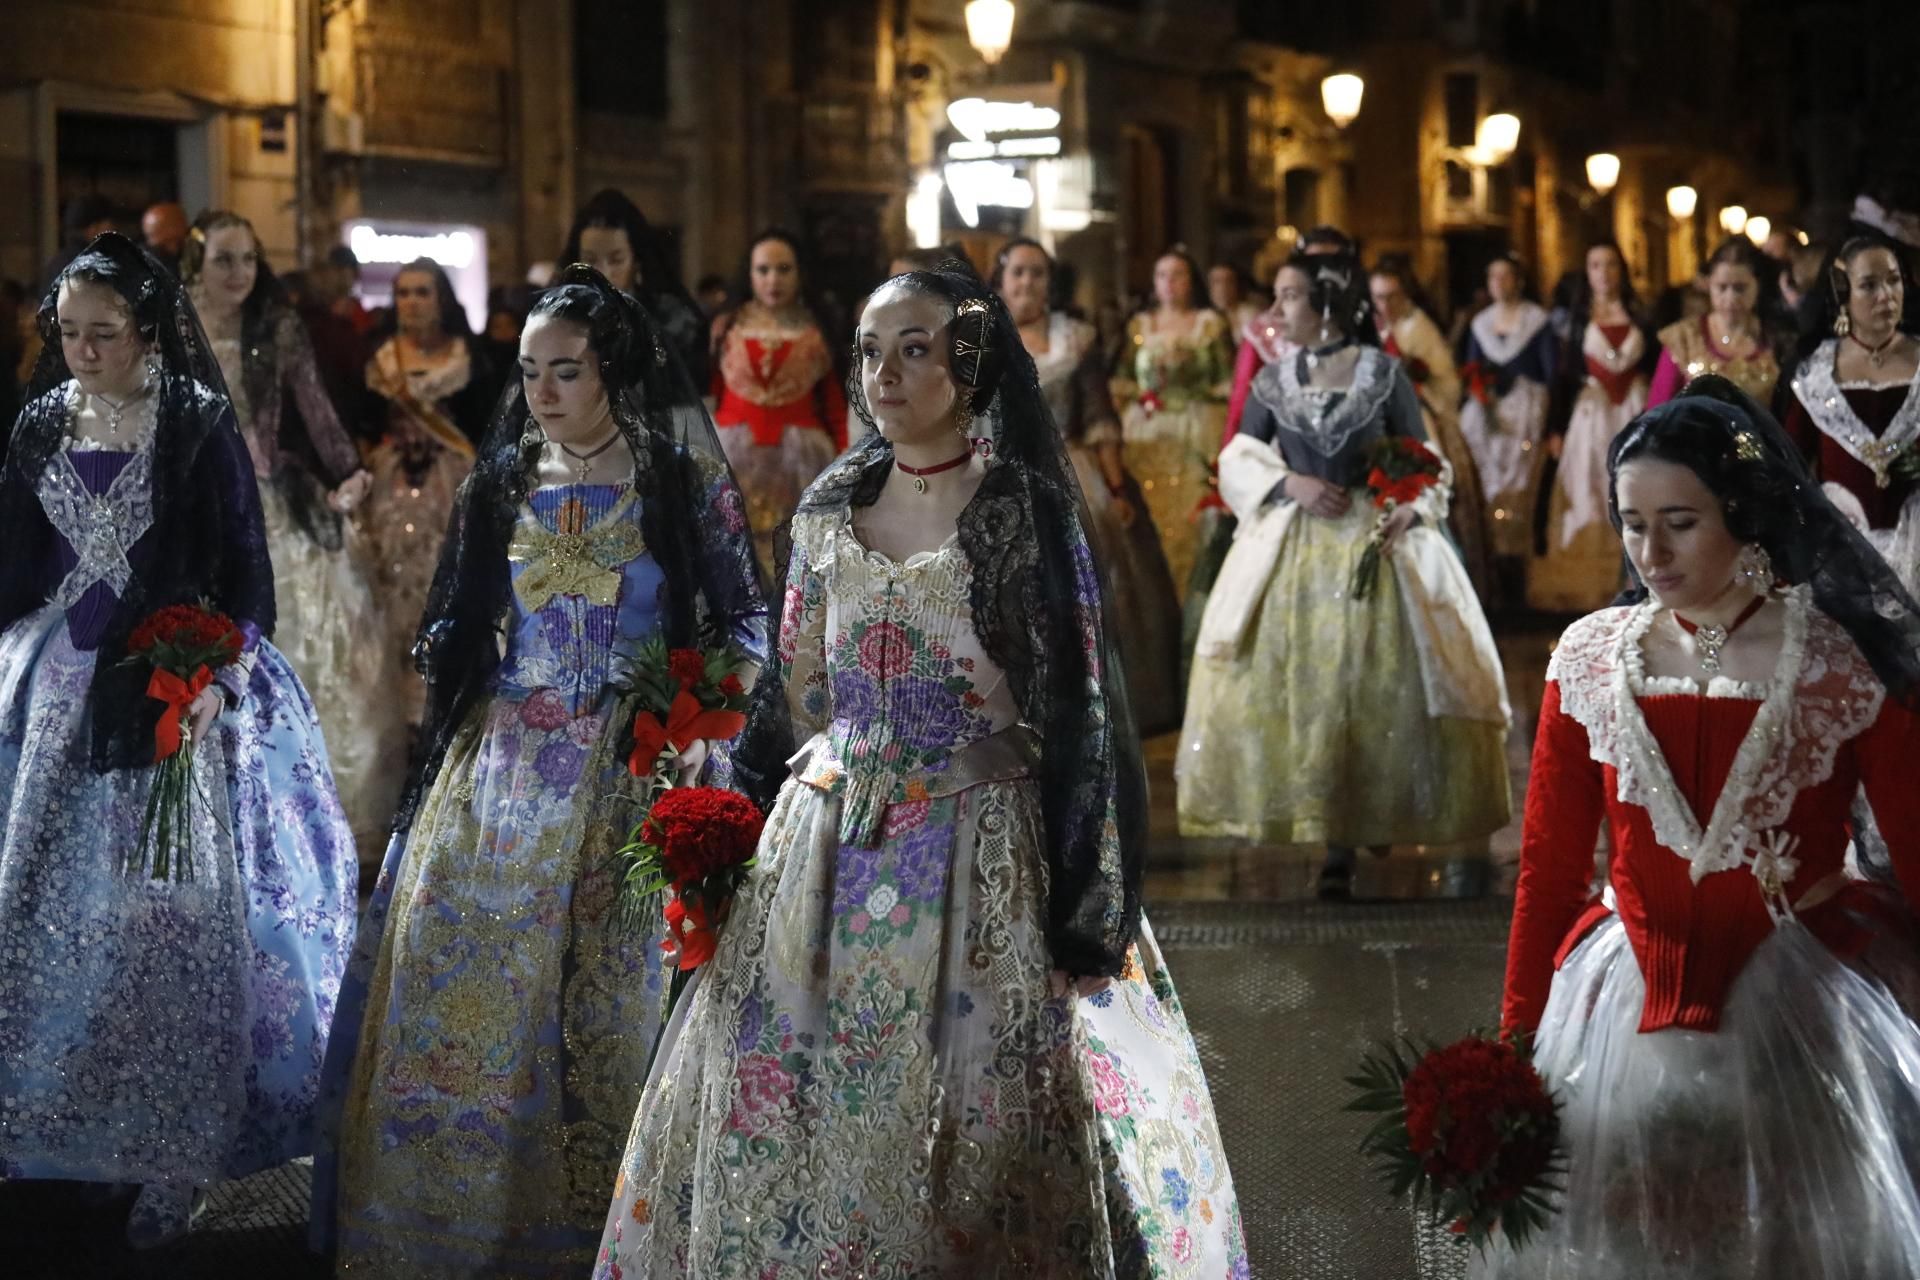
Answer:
xmin=38 ymin=242 xmax=170 ymax=348
xmin=381 ymin=257 xmax=473 ymax=339
xmin=1369 ymin=253 xmax=1445 ymax=324
xmin=1301 ymin=225 xmax=1356 ymax=256
xmin=1791 ymin=229 xmax=1916 ymax=371
xmin=1608 ymin=374 xmax=1920 ymax=700
xmin=1135 ymin=245 xmax=1212 ymax=316
xmin=713 ymin=227 xmax=842 ymax=381
xmin=1278 ymin=246 xmax=1381 ymax=346
xmin=988 ymin=235 xmax=1051 ymax=290
xmin=560 ymin=188 xmax=691 ymax=302
xmin=1485 ymin=249 xmax=1534 ymax=298
xmin=1568 ymin=239 xmax=1639 ymax=325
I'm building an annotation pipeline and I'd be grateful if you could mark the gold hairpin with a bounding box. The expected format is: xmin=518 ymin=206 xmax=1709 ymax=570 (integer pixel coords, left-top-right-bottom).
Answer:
xmin=953 ymin=298 xmax=992 ymax=386
xmin=1733 ymin=430 xmax=1763 ymax=462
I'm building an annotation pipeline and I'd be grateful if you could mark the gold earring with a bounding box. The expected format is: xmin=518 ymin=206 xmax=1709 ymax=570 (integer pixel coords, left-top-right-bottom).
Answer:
xmin=1834 ymin=309 xmax=1852 ymax=338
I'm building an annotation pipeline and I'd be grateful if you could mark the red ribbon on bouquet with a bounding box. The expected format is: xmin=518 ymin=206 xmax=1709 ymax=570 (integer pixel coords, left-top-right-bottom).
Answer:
xmin=147 ymin=664 xmax=212 ymax=762
xmin=629 ymin=689 xmax=748 ymax=775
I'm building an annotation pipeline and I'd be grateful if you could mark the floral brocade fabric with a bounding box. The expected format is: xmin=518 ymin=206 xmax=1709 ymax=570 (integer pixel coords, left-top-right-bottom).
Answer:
xmin=314 ymin=482 xmax=764 ymax=1277
xmin=592 ymin=509 xmax=1247 ymax=1278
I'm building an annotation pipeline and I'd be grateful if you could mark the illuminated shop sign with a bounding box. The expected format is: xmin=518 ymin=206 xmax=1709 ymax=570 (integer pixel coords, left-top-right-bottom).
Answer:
xmin=348 ymin=224 xmax=479 ymax=269
xmin=940 ymin=90 xmax=1063 ymax=228
xmin=342 ymin=219 xmax=489 ymax=332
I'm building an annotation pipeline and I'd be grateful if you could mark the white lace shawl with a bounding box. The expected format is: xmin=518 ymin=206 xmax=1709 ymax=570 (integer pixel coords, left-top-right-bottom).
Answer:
xmin=1548 ymin=587 xmax=1883 ymax=884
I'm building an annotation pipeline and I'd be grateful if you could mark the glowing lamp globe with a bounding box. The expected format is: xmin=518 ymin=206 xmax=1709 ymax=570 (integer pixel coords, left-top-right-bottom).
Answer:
xmin=1666 ymin=185 xmax=1698 ymax=220
xmin=1719 ymin=205 xmax=1748 ymax=236
xmin=965 ymin=0 xmax=1016 ymax=65
xmin=1745 ymin=216 xmax=1772 ymax=248
xmin=1585 ymin=153 xmax=1620 ymax=196
xmin=1475 ymin=113 xmax=1520 ymax=163
xmin=1321 ymin=74 xmax=1365 ymax=130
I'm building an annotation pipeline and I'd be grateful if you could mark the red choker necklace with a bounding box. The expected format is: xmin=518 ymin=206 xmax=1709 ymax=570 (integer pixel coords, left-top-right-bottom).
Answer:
xmin=895 ymin=448 xmax=974 ymax=494
xmin=1672 ymin=595 xmax=1766 ymax=675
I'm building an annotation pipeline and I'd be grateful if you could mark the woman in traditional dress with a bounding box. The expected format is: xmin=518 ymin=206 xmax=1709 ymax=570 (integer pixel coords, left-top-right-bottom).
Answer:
xmin=1784 ymin=230 xmax=1920 ymax=596
xmin=1113 ymin=247 xmax=1235 ymax=596
xmin=1529 ymin=240 xmax=1658 ymax=612
xmin=1456 ymin=252 xmax=1557 ymax=584
xmin=1178 ymin=247 xmax=1511 ymax=897
xmin=183 ymin=210 xmax=407 ymax=854
xmin=1487 ymin=377 xmax=1920 ymax=1278
xmin=310 ymin=266 xmax=763 ymax=1277
xmin=0 ymin=234 xmax=357 ymax=1247
xmin=593 ymin=261 xmax=1246 ymax=1276
xmin=562 ymin=188 xmax=708 ymax=389
xmin=361 ymin=257 xmax=502 ymax=723
xmin=1371 ymin=257 xmax=1497 ymax=598
xmin=708 ymin=228 xmax=847 ymax=575
xmin=1647 ymin=238 xmax=1781 ymax=410
xmin=995 ymin=237 xmax=1182 ymax=735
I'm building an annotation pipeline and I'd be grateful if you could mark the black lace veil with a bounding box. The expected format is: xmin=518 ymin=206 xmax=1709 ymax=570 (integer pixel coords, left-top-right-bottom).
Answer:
xmin=399 ymin=263 xmax=762 ymax=830
xmin=733 ymin=261 xmax=1149 ymax=978
xmin=1607 ymin=373 xmax=1920 ymax=701
xmin=0 ymin=231 xmax=272 ymax=769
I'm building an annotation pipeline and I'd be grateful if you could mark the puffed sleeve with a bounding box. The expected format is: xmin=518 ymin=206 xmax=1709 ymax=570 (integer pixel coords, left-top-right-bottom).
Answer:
xmin=1223 ymin=339 xmax=1266 ymax=444
xmin=776 ymin=513 xmax=832 ymax=741
xmin=1501 ymin=678 xmax=1609 ymax=1034
xmin=1646 ymin=347 xmax=1685 ymax=409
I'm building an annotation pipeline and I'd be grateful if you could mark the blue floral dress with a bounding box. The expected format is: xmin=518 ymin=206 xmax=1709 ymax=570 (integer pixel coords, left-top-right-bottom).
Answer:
xmin=0 ymin=399 xmax=358 ymax=1189
xmin=313 ymin=473 xmax=765 ymax=1278
xmin=594 ymin=506 xmax=1247 ymax=1278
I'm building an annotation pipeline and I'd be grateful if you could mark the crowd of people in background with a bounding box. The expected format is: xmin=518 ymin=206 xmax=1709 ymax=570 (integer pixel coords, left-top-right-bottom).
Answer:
xmin=5 ymin=175 xmax=1920 ymax=1275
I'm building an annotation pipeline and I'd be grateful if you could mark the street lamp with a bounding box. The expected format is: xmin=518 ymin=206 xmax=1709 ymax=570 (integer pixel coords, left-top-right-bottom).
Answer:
xmin=1320 ymin=73 xmax=1365 ymax=129
xmin=1745 ymin=215 xmax=1772 ymax=248
xmin=1475 ymin=112 xmax=1520 ymax=164
xmin=1585 ymin=152 xmax=1619 ymax=197
xmin=965 ymin=0 xmax=1016 ymax=65
xmin=1719 ymin=205 xmax=1748 ymax=236
xmin=1666 ymin=185 xmax=1698 ymax=220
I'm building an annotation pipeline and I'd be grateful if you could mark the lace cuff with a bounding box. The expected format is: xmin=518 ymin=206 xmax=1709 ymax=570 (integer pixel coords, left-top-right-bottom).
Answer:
xmin=214 ymin=621 xmax=262 ymax=708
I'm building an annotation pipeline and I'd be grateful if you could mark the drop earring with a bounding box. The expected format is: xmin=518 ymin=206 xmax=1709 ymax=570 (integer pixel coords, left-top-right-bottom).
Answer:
xmin=1735 ymin=542 xmax=1775 ymax=594
xmin=1834 ymin=309 xmax=1851 ymax=338
xmin=1319 ymin=300 xmax=1331 ymax=345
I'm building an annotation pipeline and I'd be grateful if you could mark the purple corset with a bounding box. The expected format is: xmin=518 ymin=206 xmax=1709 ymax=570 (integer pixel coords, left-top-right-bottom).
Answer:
xmin=50 ymin=449 xmax=137 ymax=650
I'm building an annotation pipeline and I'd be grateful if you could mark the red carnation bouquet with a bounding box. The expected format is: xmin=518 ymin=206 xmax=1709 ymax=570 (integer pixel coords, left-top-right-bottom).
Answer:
xmin=1347 ymin=1032 xmax=1565 ymax=1249
xmin=1461 ymin=360 xmax=1496 ymax=408
xmin=123 ymin=602 xmax=246 ymax=880
xmin=1348 ymin=435 xmax=1444 ymax=598
xmin=615 ymin=785 xmax=765 ymax=1074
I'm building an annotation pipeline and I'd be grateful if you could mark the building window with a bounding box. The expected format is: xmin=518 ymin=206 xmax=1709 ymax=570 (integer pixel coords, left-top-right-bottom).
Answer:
xmin=576 ymin=0 xmax=669 ymax=118
xmin=1284 ymin=167 xmax=1321 ymax=230
xmin=1443 ymin=72 xmax=1479 ymax=149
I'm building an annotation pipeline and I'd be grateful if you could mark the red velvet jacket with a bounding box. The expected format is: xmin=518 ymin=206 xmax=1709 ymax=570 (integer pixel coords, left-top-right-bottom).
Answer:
xmin=1503 ymin=595 xmax=1920 ymax=1035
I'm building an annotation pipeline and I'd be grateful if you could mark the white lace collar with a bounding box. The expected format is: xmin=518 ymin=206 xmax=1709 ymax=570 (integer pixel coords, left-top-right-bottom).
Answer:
xmin=1248 ymin=345 xmax=1397 ymax=458
xmin=1549 ymin=587 xmax=1884 ymax=884
xmin=1469 ymin=302 xmax=1549 ymax=365
xmin=1029 ymin=312 xmax=1090 ymax=385
xmin=1790 ymin=338 xmax=1920 ymax=486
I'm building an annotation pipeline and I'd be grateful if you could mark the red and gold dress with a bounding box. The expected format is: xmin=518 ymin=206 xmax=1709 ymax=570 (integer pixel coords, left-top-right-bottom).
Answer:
xmin=1482 ymin=589 xmax=1920 ymax=1278
xmin=1785 ymin=338 xmax=1920 ymax=596
xmin=710 ymin=303 xmax=847 ymax=573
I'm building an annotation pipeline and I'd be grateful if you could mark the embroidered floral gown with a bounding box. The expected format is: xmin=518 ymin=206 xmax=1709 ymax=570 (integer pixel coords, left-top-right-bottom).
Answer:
xmin=711 ymin=303 xmax=848 ymax=575
xmin=1178 ymin=348 xmax=1511 ymax=846
xmin=1528 ymin=320 xmax=1655 ymax=612
xmin=1785 ymin=340 xmax=1920 ymax=596
xmin=1646 ymin=315 xmax=1779 ymax=410
xmin=593 ymin=505 xmax=1247 ymax=1277
xmin=1483 ymin=589 xmax=1920 ymax=1278
xmin=1456 ymin=301 xmax=1557 ymax=559
xmin=0 ymin=382 xmax=358 ymax=1190
xmin=313 ymin=471 xmax=765 ymax=1277
xmin=1114 ymin=310 xmax=1234 ymax=595
xmin=210 ymin=310 xmax=407 ymax=856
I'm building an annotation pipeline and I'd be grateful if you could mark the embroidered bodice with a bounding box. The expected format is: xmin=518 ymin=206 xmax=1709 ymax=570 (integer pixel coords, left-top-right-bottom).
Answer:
xmin=1121 ymin=310 xmax=1232 ymax=408
xmin=1787 ymin=339 xmax=1920 ymax=524
xmin=497 ymin=483 xmax=668 ymax=717
xmin=1654 ymin=315 xmax=1779 ymax=405
xmin=712 ymin=305 xmax=845 ymax=446
xmin=1577 ymin=321 xmax=1649 ymax=405
xmin=33 ymin=384 xmax=158 ymax=649
xmin=1503 ymin=590 xmax=1920 ymax=1034
xmin=1461 ymin=302 xmax=1555 ymax=397
xmin=778 ymin=507 xmax=1023 ymax=847
xmin=1240 ymin=348 xmax=1428 ymax=482
xmin=207 ymin=309 xmax=362 ymax=483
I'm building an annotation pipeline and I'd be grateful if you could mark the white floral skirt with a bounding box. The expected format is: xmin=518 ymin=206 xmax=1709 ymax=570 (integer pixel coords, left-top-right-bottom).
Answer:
xmin=593 ymin=774 xmax=1247 ymax=1278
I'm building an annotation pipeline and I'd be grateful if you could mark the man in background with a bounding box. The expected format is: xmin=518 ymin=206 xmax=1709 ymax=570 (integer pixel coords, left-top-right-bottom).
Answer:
xmin=140 ymin=202 xmax=189 ymax=276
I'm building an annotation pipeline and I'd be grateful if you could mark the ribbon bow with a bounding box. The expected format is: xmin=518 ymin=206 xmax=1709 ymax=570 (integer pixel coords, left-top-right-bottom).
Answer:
xmin=508 ymin=508 xmax=648 ymax=613
xmin=629 ymin=689 xmax=748 ymax=776
xmin=147 ymin=664 xmax=212 ymax=761
xmin=660 ymin=895 xmax=718 ymax=970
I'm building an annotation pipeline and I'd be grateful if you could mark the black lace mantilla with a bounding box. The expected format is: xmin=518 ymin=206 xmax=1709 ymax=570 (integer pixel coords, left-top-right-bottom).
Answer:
xmin=734 ymin=268 xmax=1149 ymax=978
